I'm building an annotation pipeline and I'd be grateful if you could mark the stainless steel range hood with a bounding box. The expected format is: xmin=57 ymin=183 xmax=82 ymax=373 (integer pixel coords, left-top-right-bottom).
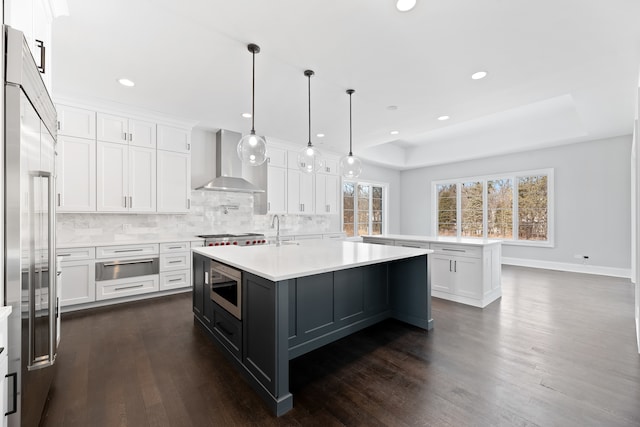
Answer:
xmin=196 ymin=129 xmax=267 ymax=213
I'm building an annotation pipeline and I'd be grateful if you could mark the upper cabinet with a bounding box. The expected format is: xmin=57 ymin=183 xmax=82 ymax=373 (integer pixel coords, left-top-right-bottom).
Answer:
xmin=55 ymin=101 xmax=193 ymax=214
xmin=57 ymin=105 xmax=96 ymax=139
xmin=157 ymin=125 xmax=191 ymax=153
xmin=316 ymin=157 xmax=339 ymax=175
xmin=266 ymin=146 xmax=287 ymax=168
xmin=6 ymin=0 xmax=55 ymax=93
xmin=97 ymin=113 xmax=157 ymax=148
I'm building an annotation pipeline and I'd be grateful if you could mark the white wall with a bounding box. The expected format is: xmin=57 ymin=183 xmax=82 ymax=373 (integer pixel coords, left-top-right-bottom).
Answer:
xmin=400 ymin=136 xmax=632 ymax=274
xmin=190 ymin=127 xmax=217 ymax=189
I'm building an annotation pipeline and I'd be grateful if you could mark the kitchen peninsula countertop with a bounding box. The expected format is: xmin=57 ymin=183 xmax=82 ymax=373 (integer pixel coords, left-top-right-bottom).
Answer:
xmin=193 ymin=239 xmax=432 ymax=281
xmin=363 ymin=234 xmax=502 ymax=246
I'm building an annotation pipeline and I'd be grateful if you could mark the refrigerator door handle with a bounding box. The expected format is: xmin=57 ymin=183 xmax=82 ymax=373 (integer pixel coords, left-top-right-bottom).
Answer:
xmin=5 ymin=372 xmax=17 ymax=415
xmin=48 ymin=174 xmax=57 ymax=365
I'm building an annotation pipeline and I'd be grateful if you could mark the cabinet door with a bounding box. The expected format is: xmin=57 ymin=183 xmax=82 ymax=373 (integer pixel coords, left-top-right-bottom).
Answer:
xmin=157 ymin=150 xmax=191 ymax=213
xmin=430 ymin=254 xmax=454 ymax=293
xmin=56 ymin=136 xmax=96 ymax=212
xmin=97 ymin=113 xmax=129 ymax=144
xmin=57 ymin=105 xmax=96 ymax=139
xmin=266 ymin=146 xmax=287 ymax=168
xmin=157 ymin=124 xmax=191 ymax=153
xmin=60 ymin=260 xmax=96 ymax=307
xmin=325 ymin=174 xmax=339 ymax=214
xmin=315 ymin=174 xmax=327 ymax=214
xmin=129 ymin=119 xmax=156 ymax=148
xmin=452 ymin=257 xmax=482 ymax=299
xmin=32 ymin=0 xmax=53 ymax=92
xmin=267 ymin=166 xmax=287 ymax=214
xmin=97 ymin=141 xmax=128 ymax=212
xmin=300 ymin=172 xmax=314 ymax=213
xmin=129 ymin=146 xmax=156 ymax=212
xmin=287 ymin=169 xmax=302 ymax=213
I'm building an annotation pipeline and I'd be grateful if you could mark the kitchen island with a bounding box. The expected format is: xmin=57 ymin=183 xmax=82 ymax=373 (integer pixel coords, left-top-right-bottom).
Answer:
xmin=192 ymin=240 xmax=433 ymax=415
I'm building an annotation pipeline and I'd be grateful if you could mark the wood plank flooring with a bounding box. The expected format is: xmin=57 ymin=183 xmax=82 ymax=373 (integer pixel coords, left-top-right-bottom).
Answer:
xmin=41 ymin=266 xmax=640 ymax=426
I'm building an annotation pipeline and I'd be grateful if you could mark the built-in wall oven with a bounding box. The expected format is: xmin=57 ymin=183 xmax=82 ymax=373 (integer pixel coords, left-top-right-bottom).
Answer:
xmin=210 ymin=261 xmax=242 ymax=320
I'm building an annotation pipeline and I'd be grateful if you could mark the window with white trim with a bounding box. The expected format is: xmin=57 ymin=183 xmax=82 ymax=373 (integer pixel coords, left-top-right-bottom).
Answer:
xmin=433 ymin=169 xmax=553 ymax=245
xmin=343 ymin=181 xmax=387 ymax=237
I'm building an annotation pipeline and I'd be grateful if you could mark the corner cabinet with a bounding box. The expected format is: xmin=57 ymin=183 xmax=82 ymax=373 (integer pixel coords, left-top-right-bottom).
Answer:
xmin=286 ymin=169 xmax=314 ymax=214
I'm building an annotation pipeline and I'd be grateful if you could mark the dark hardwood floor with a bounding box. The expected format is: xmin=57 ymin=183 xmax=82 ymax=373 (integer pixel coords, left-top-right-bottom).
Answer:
xmin=41 ymin=266 xmax=640 ymax=426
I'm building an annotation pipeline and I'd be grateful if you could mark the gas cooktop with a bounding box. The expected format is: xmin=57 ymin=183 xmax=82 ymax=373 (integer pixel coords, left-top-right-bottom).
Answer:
xmin=197 ymin=233 xmax=267 ymax=247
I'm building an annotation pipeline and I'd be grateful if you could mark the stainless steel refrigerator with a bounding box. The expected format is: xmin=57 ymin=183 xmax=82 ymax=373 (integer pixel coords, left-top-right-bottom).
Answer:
xmin=4 ymin=26 xmax=58 ymax=427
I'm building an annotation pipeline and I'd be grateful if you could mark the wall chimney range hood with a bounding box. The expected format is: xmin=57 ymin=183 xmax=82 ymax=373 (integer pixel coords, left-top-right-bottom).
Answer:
xmin=196 ymin=129 xmax=268 ymax=213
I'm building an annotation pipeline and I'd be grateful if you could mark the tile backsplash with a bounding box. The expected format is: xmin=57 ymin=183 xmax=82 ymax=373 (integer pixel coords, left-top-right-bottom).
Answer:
xmin=57 ymin=190 xmax=338 ymax=245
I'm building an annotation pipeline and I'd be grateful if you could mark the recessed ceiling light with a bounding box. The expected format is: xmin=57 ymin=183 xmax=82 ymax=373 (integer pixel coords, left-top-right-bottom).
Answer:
xmin=386 ymin=105 xmax=398 ymax=111
xmin=242 ymin=113 xmax=252 ymax=118
xmin=437 ymin=115 xmax=450 ymax=121
xmin=471 ymin=71 xmax=488 ymax=80
xmin=396 ymin=0 xmax=416 ymax=12
xmin=317 ymin=133 xmax=325 ymax=138
xmin=117 ymin=78 xmax=135 ymax=87
xmin=390 ymin=130 xmax=400 ymax=135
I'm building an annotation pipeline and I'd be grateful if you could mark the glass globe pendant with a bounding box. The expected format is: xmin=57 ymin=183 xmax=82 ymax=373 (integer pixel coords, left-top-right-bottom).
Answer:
xmin=297 ymin=70 xmax=321 ymax=173
xmin=340 ymin=89 xmax=363 ymax=179
xmin=237 ymin=43 xmax=267 ymax=166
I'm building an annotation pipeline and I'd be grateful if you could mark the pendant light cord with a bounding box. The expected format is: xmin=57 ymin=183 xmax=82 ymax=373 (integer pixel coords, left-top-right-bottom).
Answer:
xmin=251 ymin=49 xmax=256 ymax=133
xmin=349 ymin=92 xmax=353 ymax=156
xmin=307 ymin=73 xmax=312 ymax=146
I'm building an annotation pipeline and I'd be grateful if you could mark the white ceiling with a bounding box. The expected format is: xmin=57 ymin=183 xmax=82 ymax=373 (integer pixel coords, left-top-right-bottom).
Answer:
xmin=52 ymin=0 xmax=640 ymax=170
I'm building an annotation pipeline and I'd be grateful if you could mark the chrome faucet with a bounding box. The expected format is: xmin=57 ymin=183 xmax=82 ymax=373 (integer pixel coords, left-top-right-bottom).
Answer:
xmin=271 ymin=215 xmax=281 ymax=246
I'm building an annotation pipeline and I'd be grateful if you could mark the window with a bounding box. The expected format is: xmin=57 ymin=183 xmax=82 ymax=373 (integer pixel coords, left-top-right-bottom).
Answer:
xmin=433 ymin=169 xmax=553 ymax=246
xmin=343 ymin=181 xmax=387 ymax=237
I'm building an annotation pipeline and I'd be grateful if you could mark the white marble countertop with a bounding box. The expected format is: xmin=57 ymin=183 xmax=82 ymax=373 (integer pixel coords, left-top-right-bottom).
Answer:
xmin=362 ymin=234 xmax=502 ymax=246
xmin=58 ymin=235 xmax=205 ymax=249
xmin=193 ymin=239 xmax=433 ymax=281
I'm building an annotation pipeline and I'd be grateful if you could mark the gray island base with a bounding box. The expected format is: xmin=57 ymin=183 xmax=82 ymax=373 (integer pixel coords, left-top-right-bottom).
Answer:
xmin=192 ymin=241 xmax=433 ymax=416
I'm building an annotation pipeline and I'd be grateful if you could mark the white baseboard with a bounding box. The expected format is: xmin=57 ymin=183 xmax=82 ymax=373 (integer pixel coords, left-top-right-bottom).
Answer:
xmin=502 ymin=257 xmax=631 ymax=279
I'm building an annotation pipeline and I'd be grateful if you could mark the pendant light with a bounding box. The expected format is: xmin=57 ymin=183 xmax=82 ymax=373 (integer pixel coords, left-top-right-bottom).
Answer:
xmin=297 ymin=69 xmax=321 ymax=173
xmin=340 ymin=89 xmax=363 ymax=179
xmin=237 ymin=43 xmax=267 ymax=166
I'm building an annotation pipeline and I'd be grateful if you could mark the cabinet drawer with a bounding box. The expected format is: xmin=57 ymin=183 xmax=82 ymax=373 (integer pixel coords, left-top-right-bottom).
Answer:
xmin=294 ymin=234 xmax=323 ymax=240
xmin=212 ymin=302 xmax=242 ymax=360
xmin=96 ymin=275 xmax=159 ymax=301
xmin=160 ymin=270 xmax=190 ymax=291
xmin=394 ymin=240 xmax=430 ymax=249
xmin=430 ymin=243 xmax=481 ymax=258
xmin=160 ymin=242 xmax=190 ymax=253
xmin=159 ymin=252 xmax=190 ymax=272
xmin=57 ymin=247 xmax=96 ymax=262
xmin=96 ymin=244 xmax=159 ymax=259
xmin=191 ymin=241 xmax=205 ymax=248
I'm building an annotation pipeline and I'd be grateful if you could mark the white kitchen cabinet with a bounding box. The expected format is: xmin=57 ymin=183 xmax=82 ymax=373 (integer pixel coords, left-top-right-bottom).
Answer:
xmin=287 ymin=169 xmax=314 ymax=214
xmin=316 ymin=156 xmax=339 ymax=175
xmin=57 ymin=247 xmax=96 ymax=307
xmin=59 ymin=259 xmax=97 ymax=306
xmin=56 ymin=136 xmax=96 ymax=212
xmin=6 ymin=0 xmax=54 ymax=92
xmin=96 ymin=142 xmax=156 ymax=212
xmin=97 ymin=141 xmax=128 ymax=212
xmin=267 ymin=166 xmax=287 ymax=214
xmin=57 ymin=105 xmax=96 ymax=139
xmin=129 ymin=146 xmax=157 ymax=212
xmin=157 ymin=124 xmax=191 ymax=153
xmin=315 ymin=174 xmax=339 ymax=214
xmin=157 ymin=150 xmax=191 ymax=213
xmin=97 ymin=276 xmax=160 ymax=301
xmin=97 ymin=114 xmax=156 ymax=148
xmin=266 ymin=146 xmax=287 ymax=168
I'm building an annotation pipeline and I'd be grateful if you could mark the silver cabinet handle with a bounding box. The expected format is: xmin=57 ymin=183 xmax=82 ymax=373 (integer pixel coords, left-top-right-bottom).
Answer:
xmin=129 ymin=133 xmax=133 ymax=142
xmin=58 ymin=253 xmax=71 ymax=257
xmin=57 ymin=193 xmax=61 ymax=207
xmin=187 ymin=199 xmax=191 ymax=209
xmin=168 ymin=278 xmax=182 ymax=283
xmin=103 ymin=259 xmax=154 ymax=267
xmin=123 ymin=132 xmax=127 ymax=141
xmin=267 ymin=202 xmax=271 ymax=211
xmin=443 ymin=248 xmax=465 ymax=253
xmin=168 ymin=260 xmax=182 ymax=264
xmin=129 ymin=196 xmax=133 ymax=208
xmin=35 ymin=39 xmax=45 ymax=73
xmin=449 ymin=260 xmax=452 ymax=272
xmin=124 ymin=196 xmax=128 ymax=208
xmin=57 ymin=120 xmax=61 ymax=130
xmin=114 ymin=248 xmax=144 ymax=253
xmin=115 ymin=284 xmax=144 ymax=291
xmin=168 ymin=246 xmax=182 ymax=249
xmin=454 ymin=260 xmax=457 ymax=272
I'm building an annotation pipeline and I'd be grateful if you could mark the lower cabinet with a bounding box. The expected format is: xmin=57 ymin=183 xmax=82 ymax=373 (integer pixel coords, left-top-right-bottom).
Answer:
xmin=212 ymin=302 xmax=242 ymax=360
xmin=59 ymin=259 xmax=96 ymax=306
xmin=96 ymin=275 xmax=159 ymax=301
